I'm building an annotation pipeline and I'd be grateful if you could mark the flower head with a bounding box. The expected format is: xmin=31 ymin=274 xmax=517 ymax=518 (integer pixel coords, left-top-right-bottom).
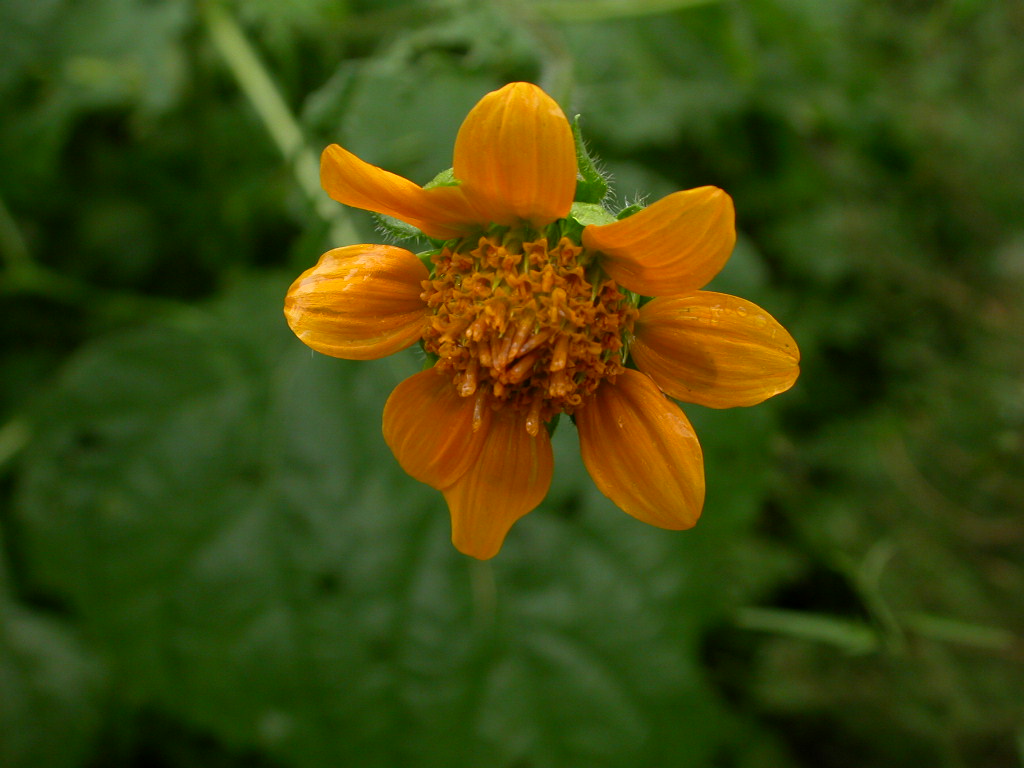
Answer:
xmin=285 ymin=82 xmax=799 ymax=559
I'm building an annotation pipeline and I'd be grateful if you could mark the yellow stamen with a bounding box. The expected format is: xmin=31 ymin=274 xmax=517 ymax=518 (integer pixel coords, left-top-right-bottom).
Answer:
xmin=507 ymin=352 xmax=539 ymax=384
xmin=471 ymin=389 xmax=488 ymax=432
xmin=525 ymin=398 xmax=543 ymax=437
xmin=506 ymin=314 xmax=535 ymax=361
xmin=549 ymin=333 xmax=569 ymax=372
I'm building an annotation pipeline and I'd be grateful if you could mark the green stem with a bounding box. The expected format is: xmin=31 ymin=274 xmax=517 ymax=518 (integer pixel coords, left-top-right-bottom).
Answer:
xmin=736 ymin=606 xmax=1020 ymax=656
xmin=469 ymin=559 xmax=498 ymax=632
xmin=902 ymin=612 xmax=1017 ymax=652
xmin=201 ymin=1 xmax=359 ymax=245
xmin=736 ymin=607 xmax=879 ymax=654
xmin=530 ymin=0 xmax=722 ymax=22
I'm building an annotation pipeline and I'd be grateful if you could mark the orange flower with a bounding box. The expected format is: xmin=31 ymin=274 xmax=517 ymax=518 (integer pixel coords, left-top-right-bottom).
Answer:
xmin=285 ymin=82 xmax=799 ymax=559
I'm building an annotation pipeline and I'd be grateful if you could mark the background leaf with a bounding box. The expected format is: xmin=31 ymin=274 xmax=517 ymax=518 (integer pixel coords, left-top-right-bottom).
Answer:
xmin=12 ymin=279 xmax=794 ymax=767
xmin=2 ymin=0 xmax=1022 ymax=766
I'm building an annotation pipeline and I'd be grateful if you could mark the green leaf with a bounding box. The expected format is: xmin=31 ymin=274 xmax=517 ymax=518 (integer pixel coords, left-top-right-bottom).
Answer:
xmin=0 ymin=600 xmax=105 ymax=768
xmin=568 ymin=202 xmax=616 ymax=227
xmin=373 ymin=212 xmax=425 ymax=241
xmin=423 ymin=167 xmax=460 ymax=189
xmin=566 ymin=17 xmax=743 ymax=150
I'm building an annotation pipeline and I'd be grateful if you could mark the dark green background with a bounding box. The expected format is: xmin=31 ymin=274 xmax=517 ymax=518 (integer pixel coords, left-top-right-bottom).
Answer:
xmin=1 ymin=1 xmax=1022 ymax=766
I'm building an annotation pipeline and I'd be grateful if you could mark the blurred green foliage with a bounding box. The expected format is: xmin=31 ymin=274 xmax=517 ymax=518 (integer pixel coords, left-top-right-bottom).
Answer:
xmin=1 ymin=0 xmax=1022 ymax=766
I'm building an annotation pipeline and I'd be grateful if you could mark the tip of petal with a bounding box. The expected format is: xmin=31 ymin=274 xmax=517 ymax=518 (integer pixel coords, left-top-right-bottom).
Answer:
xmin=442 ymin=406 xmax=553 ymax=559
xmin=706 ymin=186 xmax=735 ymax=217
xmin=496 ymin=81 xmax=544 ymax=97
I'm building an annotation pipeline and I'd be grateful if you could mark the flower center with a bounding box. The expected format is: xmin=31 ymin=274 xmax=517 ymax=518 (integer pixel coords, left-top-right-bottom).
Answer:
xmin=421 ymin=233 xmax=638 ymax=435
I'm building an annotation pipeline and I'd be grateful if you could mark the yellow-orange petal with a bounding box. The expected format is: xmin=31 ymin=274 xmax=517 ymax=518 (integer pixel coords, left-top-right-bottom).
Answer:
xmin=631 ymin=292 xmax=800 ymax=408
xmin=576 ymin=369 xmax=704 ymax=530
xmin=284 ymin=244 xmax=428 ymax=360
xmin=442 ymin=405 xmax=553 ymax=560
xmin=582 ymin=187 xmax=736 ymax=297
xmin=382 ymin=367 xmax=492 ymax=489
xmin=320 ymin=144 xmax=479 ymax=239
xmin=452 ymin=82 xmax=577 ymax=229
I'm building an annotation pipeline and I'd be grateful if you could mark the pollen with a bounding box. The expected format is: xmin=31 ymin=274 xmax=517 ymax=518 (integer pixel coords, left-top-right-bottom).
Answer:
xmin=422 ymin=234 xmax=638 ymax=435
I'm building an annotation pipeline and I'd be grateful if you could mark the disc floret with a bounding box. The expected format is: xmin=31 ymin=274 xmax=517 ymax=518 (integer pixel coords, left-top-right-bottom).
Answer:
xmin=421 ymin=228 xmax=638 ymax=436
